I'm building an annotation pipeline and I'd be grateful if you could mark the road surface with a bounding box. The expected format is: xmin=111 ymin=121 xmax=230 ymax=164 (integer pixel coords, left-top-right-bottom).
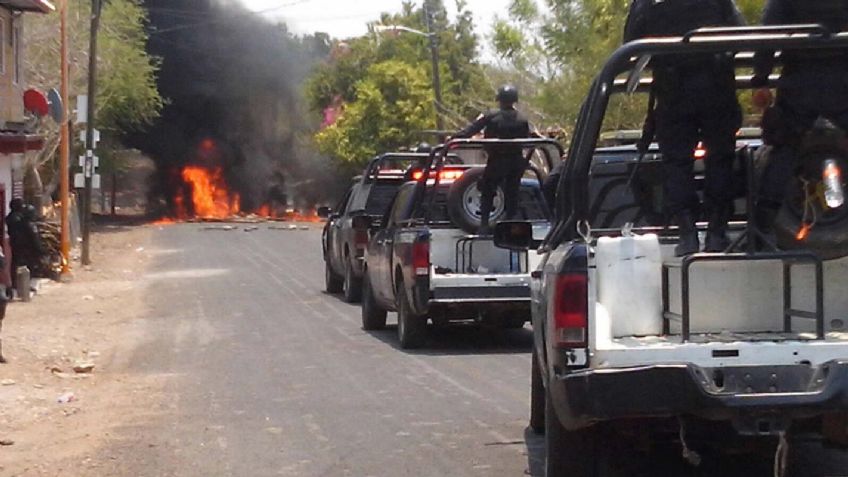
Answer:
xmin=98 ymin=223 xmax=848 ymax=476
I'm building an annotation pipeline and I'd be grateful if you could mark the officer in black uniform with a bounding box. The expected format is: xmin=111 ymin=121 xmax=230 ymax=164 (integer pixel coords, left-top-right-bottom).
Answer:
xmin=752 ymin=0 xmax=848 ymax=227
xmin=454 ymin=85 xmax=532 ymax=234
xmin=625 ymin=0 xmax=745 ymax=256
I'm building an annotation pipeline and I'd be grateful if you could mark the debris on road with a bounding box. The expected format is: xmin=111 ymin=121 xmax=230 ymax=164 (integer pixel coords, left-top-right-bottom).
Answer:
xmin=202 ymin=225 xmax=237 ymax=231
xmin=0 ymin=439 xmax=14 ymax=446
xmin=243 ymin=226 xmax=259 ymax=232
xmin=1 ymin=379 xmax=15 ymax=386
xmin=57 ymin=392 xmax=75 ymax=404
xmin=72 ymin=361 xmax=95 ymax=374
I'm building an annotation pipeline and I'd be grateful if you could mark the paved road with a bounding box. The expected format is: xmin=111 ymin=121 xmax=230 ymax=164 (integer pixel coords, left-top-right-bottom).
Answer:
xmin=104 ymin=224 xmax=847 ymax=476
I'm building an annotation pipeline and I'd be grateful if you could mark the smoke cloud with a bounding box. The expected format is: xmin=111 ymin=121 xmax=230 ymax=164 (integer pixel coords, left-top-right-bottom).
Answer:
xmin=133 ymin=0 xmax=340 ymax=216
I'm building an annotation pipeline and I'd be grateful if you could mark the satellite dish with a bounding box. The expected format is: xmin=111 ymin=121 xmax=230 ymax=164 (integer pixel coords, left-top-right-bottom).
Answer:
xmin=23 ymin=89 xmax=49 ymax=118
xmin=47 ymin=88 xmax=64 ymax=123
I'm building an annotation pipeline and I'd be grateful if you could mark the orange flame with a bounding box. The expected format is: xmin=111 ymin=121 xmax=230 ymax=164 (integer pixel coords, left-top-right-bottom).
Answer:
xmin=181 ymin=166 xmax=240 ymax=219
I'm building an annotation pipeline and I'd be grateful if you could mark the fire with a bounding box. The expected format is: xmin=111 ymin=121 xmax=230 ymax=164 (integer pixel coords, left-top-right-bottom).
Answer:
xmin=151 ymin=164 xmax=323 ymax=224
xmin=181 ymin=166 xmax=241 ymax=219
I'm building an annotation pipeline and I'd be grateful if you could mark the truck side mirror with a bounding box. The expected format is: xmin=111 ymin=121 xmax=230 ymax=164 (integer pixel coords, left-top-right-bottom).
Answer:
xmin=351 ymin=215 xmax=372 ymax=230
xmin=317 ymin=206 xmax=332 ymax=219
xmin=494 ymin=221 xmax=533 ymax=251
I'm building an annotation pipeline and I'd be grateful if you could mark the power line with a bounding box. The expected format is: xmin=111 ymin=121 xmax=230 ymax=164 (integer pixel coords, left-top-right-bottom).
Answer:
xmin=148 ymin=0 xmax=314 ymax=36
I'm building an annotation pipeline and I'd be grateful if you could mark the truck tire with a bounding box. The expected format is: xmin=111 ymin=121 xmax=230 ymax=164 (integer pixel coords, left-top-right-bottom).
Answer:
xmin=325 ymin=260 xmax=343 ymax=294
xmin=530 ymin=348 xmax=545 ymax=434
xmin=545 ymin=389 xmax=598 ymax=477
xmin=447 ymin=168 xmax=506 ymax=235
xmin=343 ymin=258 xmax=362 ymax=303
xmin=397 ymin=289 xmax=426 ymax=349
xmin=361 ymin=272 xmax=387 ymax=330
xmin=773 ymin=202 xmax=848 ymax=260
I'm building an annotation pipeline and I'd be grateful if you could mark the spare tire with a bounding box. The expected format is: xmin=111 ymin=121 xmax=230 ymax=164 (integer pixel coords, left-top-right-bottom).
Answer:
xmin=774 ymin=198 xmax=848 ymax=261
xmin=447 ymin=168 xmax=505 ymax=234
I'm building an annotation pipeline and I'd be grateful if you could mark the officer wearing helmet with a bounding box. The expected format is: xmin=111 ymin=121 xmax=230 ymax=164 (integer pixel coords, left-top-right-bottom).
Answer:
xmin=454 ymin=85 xmax=532 ymax=234
xmin=625 ymin=0 xmax=745 ymax=256
xmin=752 ymin=0 xmax=848 ymax=230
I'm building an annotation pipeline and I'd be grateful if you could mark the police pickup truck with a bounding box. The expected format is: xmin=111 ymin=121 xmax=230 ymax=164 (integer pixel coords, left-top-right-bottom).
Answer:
xmin=496 ymin=27 xmax=848 ymax=476
xmin=360 ymin=139 xmax=561 ymax=349
xmin=320 ymin=153 xmax=428 ymax=302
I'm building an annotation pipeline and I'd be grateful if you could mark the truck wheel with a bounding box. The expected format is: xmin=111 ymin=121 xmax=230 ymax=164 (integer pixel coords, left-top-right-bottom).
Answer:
xmin=774 ymin=200 xmax=848 ymax=260
xmin=397 ymin=289 xmax=426 ymax=349
xmin=325 ymin=260 xmax=343 ymax=294
xmin=530 ymin=348 xmax=545 ymax=434
xmin=361 ymin=272 xmax=387 ymax=330
xmin=447 ymin=168 xmax=506 ymax=235
xmin=545 ymin=389 xmax=598 ymax=477
xmin=343 ymin=259 xmax=362 ymax=303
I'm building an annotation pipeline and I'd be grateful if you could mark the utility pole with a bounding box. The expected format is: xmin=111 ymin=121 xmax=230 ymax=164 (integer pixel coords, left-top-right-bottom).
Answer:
xmin=81 ymin=0 xmax=103 ymax=266
xmin=422 ymin=1 xmax=445 ymax=132
xmin=59 ymin=0 xmax=71 ymax=277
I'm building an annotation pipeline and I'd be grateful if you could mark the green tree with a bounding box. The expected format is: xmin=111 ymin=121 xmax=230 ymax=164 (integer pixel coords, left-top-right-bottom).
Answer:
xmin=314 ymin=61 xmax=436 ymax=166
xmin=306 ymin=0 xmax=489 ymax=168
xmin=491 ymin=0 xmax=768 ymax=136
xmin=24 ymin=0 xmax=163 ymax=198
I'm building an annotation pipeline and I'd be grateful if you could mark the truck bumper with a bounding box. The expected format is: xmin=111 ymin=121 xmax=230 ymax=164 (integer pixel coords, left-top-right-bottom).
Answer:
xmin=552 ymin=360 xmax=848 ymax=433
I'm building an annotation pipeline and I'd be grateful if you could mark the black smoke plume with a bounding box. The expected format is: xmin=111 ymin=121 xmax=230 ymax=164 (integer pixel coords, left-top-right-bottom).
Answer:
xmin=133 ymin=0 xmax=338 ymax=216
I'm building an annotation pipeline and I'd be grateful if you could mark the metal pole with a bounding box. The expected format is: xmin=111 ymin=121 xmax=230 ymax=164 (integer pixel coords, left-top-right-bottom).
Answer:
xmin=59 ymin=0 xmax=71 ymax=277
xmin=81 ymin=0 xmax=102 ymax=266
xmin=423 ymin=2 xmax=445 ymax=132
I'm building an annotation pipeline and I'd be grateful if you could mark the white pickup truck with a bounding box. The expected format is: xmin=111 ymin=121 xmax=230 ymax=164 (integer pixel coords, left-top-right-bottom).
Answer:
xmin=359 ymin=139 xmax=561 ymax=348
xmin=496 ymin=27 xmax=848 ymax=477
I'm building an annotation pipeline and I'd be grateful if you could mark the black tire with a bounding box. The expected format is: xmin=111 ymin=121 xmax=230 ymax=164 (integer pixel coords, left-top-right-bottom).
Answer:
xmin=325 ymin=259 xmax=343 ymax=293
xmin=446 ymin=168 xmax=506 ymax=235
xmin=361 ymin=272 xmax=387 ymax=330
xmin=397 ymin=288 xmax=427 ymax=349
xmin=504 ymin=316 xmax=528 ymax=329
xmin=774 ymin=202 xmax=848 ymax=260
xmin=343 ymin=258 xmax=362 ymax=303
xmin=530 ymin=348 xmax=545 ymax=434
xmin=545 ymin=388 xmax=598 ymax=477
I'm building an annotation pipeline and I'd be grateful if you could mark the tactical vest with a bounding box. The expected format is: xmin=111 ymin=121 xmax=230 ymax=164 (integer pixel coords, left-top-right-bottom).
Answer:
xmin=787 ymin=0 xmax=848 ymax=35
xmin=642 ymin=0 xmax=732 ymax=37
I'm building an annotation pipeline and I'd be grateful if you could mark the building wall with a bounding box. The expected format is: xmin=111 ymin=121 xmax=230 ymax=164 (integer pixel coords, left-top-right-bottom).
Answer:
xmin=0 ymin=7 xmax=23 ymax=125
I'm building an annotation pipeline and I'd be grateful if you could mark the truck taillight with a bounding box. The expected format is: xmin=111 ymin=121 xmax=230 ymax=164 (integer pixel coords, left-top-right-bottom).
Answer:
xmin=412 ymin=241 xmax=430 ymax=276
xmin=554 ymin=274 xmax=588 ymax=348
xmin=354 ymin=229 xmax=369 ymax=248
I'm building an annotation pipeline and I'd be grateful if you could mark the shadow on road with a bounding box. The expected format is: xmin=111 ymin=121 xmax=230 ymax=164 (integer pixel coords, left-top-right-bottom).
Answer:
xmin=365 ymin=322 xmax=534 ymax=356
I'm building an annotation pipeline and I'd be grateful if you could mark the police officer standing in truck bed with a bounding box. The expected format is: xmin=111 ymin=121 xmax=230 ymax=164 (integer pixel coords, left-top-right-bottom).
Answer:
xmin=625 ymin=0 xmax=745 ymax=256
xmin=752 ymin=0 xmax=848 ymax=228
xmin=454 ymin=85 xmax=532 ymax=235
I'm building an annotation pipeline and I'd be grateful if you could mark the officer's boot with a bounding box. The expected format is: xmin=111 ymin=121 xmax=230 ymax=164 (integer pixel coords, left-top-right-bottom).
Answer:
xmin=675 ymin=211 xmax=700 ymax=257
xmin=705 ymin=207 xmax=732 ymax=253
xmin=478 ymin=200 xmax=493 ymax=236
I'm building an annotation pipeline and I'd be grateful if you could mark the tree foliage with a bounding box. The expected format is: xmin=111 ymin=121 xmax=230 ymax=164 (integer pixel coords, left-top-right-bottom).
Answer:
xmin=491 ymin=0 xmax=768 ymax=136
xmin=24 ymin=0 xmax=163 ymax=192
xmin=305 ymin=0 xmax=489 ymax=166
xmin=314 ymin=60 xmax=436 ymax=169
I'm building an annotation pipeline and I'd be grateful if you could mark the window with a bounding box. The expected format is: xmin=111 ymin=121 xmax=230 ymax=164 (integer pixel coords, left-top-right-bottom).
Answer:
xmin=0 ymin=18 xmax=6 ymax=76
xmin=12 ymin=19 xmax=21 ymax=84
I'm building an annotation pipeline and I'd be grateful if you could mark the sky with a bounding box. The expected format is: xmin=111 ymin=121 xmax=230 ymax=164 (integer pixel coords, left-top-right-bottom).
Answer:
xmin=238 ymin=0 xmax=514 ymax=41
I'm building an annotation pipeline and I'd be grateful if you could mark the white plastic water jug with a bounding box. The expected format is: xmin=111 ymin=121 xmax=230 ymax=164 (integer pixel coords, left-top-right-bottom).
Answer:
xmin=595 ymin=234 xmax=663 ymax=337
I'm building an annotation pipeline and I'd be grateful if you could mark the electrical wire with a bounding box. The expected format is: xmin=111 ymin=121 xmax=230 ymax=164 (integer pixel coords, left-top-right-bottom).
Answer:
xmin=148 ymin=0 xmax=314 ymax=35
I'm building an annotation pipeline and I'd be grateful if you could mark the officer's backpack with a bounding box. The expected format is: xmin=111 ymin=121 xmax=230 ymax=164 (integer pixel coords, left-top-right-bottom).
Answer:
xmin=786 ymin=0 xmax=848 ymax=35
xmin=639 ymin=0 xmax=737 ymax=37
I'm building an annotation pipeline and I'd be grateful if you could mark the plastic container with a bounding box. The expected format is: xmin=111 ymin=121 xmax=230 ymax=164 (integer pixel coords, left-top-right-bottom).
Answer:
xmin=596 ymin=234 xmax=663 ymax=337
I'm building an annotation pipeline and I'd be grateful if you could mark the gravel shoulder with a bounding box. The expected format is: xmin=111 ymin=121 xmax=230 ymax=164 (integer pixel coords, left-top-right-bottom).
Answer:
xmin=0 ymin=223 xmax=162 ymax=476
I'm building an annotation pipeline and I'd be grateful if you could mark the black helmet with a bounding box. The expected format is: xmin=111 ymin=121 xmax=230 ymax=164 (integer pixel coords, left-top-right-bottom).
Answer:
xmin=496 ymin=84 xmax=519 ymax=105
xmin=415 ymin=142 xmax=432 ymax=153
xmin=9 ymin=198 xmax=23 ymax=212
